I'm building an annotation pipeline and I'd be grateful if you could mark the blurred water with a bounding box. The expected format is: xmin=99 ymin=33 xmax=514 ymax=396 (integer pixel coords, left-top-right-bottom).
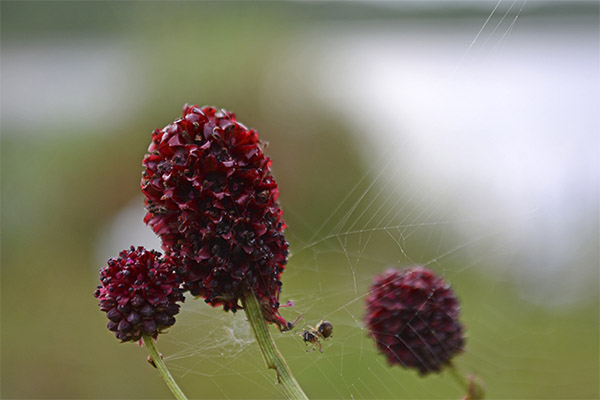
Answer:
xmin=2 ymin=39 xmax=143 ymax=134
xmin=4 ymin=7 xmax=595 ymax=306
xmin=264 ymin=18 xmax=599 ymax=305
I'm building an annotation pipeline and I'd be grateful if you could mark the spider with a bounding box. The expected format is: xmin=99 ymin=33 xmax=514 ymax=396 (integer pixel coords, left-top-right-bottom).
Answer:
xmin=298 ymin=320 xmax=333 ymax=353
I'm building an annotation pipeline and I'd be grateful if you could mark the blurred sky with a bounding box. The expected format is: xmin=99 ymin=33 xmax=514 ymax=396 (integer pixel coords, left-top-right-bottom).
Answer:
xmin=1 ymin=1 xmax=598 ymax=399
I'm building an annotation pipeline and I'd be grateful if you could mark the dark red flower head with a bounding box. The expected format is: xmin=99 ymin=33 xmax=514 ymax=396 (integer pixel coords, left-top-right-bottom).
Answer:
xmin=141 ymin=105 xmax=290 ymax=329
xmin=94 ymin=246 xmax=185 ymax=342
xmin=364 ymin=267 xmax=465 ymax=375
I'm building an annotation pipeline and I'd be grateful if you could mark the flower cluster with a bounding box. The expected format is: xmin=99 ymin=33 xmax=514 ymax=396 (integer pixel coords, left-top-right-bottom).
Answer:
xmin=94 ymin=246 xmax=184 ymax=342
xmin=141 ymin=105 xmax=290 ymax=329
xmin=364 ymin=266 xmax=465 ymax=375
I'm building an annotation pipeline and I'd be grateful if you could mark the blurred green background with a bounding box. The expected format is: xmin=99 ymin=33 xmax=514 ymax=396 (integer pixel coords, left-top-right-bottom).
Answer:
xmin=2 ymin=1 xmax=598 ymax=399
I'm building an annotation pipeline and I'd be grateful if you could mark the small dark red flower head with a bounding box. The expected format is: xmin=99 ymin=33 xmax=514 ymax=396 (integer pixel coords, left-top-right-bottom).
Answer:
xmin=94 ymin=246 xmax=185 ymax=342
xmin=364 ymin=267 xmax=465 ymax=375
xmin=141 ymin=105 xmax=290 ymax=329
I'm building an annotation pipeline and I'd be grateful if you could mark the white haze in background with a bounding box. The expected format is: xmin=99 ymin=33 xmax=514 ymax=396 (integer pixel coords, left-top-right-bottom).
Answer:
xmin=95 ymin=198 xmax=162 ymax=267
xmin=8 ymin=13 xmax=594 ymax=307
xmin=263 ymin=19 xmax=599 ymax=306
xmin=1 ymin=39 xmax=142 ymax=134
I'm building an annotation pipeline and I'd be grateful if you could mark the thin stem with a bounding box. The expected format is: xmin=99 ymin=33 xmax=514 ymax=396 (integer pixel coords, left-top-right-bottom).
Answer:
xmin=143 ymin=335 xmax=188 ymax=400
xmin=448 ymin=364 xmax=484 ymax=400
xmin=242 ymin=291 xmax=309 ymax=400
xmin=448 ymin=364 xmax=468 ymax=388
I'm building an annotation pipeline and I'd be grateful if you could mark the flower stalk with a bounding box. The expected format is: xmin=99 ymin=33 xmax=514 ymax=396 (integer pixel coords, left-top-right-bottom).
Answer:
xmin=242 ymin=291 xmax=309 ymax=400
xmin=447 ymin=365 xmax=484 ymax=400
xmin=143 ymin=335 xmax=188 ymax=400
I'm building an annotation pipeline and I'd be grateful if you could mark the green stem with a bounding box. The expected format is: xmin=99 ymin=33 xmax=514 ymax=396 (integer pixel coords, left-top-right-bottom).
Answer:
xmin=143 ymin=335 xmax=188 ymax=400
xmin=242 ymin=291 xmax=309 ymax=400
xmin=448 ymin=364 xmax=484 ymax=400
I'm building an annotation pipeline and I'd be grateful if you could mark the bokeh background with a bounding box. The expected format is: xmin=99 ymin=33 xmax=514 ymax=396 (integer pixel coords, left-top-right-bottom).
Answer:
xmin=2 ymin=1 xmax=598 ymax=399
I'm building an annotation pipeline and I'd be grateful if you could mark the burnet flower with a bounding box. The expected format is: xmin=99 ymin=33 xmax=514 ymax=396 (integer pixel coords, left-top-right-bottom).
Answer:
xmin=94 ymin=246 xmax=185 ymax=342
xmin=365 ymin=266 xmax=465 ymax=375
xmin=141 ymin=105 xmax=291 ymax=329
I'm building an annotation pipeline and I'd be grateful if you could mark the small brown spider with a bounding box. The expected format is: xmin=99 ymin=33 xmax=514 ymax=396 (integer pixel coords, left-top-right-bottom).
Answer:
xmin=298 ymin=320 xmax=333 ymax=353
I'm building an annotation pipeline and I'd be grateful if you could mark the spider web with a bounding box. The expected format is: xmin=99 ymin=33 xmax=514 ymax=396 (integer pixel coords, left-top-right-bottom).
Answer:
xmin=97 ymin=2 xmax=598 ymax=398
xmin=160 ymin=155 xmax=499 ymax=399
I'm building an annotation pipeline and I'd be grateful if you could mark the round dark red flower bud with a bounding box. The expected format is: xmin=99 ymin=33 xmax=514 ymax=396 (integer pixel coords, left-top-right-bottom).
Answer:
xmin=364 ymin=267 xmax=465 ymax=375
xmin=141 ymin=105 xmax=290 ymax=329
xmin=94 ymin=246 xmax=185 ymax=342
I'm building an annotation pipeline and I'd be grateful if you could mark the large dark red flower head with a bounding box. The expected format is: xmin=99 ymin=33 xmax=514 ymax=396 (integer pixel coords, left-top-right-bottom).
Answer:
xmin=94 ymin=246 xmax=185 ymax=342
xmin=364 ymin=266 xmax=465 ymax=375
xmin=141 ymin=105 xmax=290 ymax=329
